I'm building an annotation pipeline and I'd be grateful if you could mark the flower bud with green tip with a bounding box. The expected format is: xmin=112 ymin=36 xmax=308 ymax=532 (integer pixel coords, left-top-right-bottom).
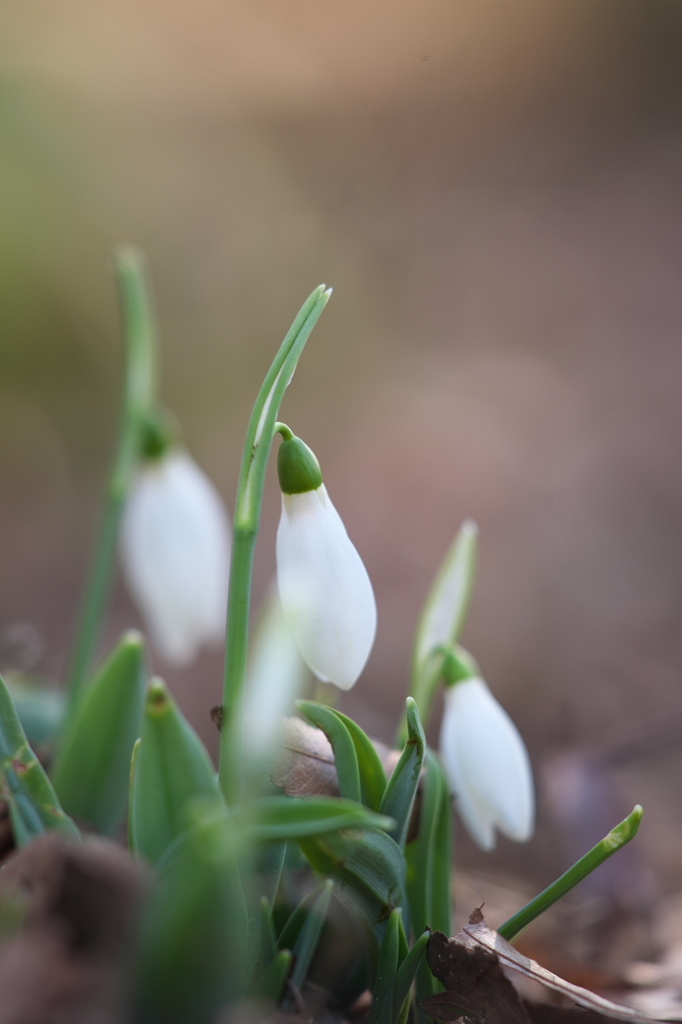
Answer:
xmin=438 ymin=644 xmax=534 ymax=850
xmin=274 ymin=425 xmax=376 ymax=691
xmin=119 ymin=414 xmax=231 ymax=666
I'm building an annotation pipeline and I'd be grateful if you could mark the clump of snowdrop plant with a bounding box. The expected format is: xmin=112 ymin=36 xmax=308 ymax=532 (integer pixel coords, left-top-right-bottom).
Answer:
xmin=0 ymin=251 xmax=645 ymax=1024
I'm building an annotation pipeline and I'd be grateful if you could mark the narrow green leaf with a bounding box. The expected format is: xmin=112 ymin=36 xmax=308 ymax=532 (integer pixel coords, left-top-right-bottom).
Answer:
xmin=219 ymin=285 xmax=331 ymax=805
xmin=4 ymin=674 xmax=64 ymax=747
xmin=259 ymin=896 xmax=278 ymax=965
xmin=498 ymin=805 xmax=644 ymax=941
xmin=299 ymin=702 xmax=387 ymax=811
xmin=64 ymin=247 xmax=157 ymax=722
xmin=296 ymin=701 xmax=361 ymax=803
xmin=52 ymin=632 xmax=146 ymax=834
xmin=431 ymin=768 xmax=453 ymax=936
xmin=134 ymin=797 xmax=249 ymax=1024
xmin=257 ymin=840 xmax=288 ymax=907
xmin=255 ymin=949 xmax=292 ymax=1003
xmin=405 ymin=749 xmax=451 ymax=1014
xmin=394 ymin=930 xmax=429 ymax=1013
xmin=129 ymin=678 xmax=218 ymax=864
xmin=128 ymin=737 xmax=141 ymax=850
xmin=289 ymin=878 xmax=334 ymax=991
xmin=333 ymin=709 xmax=388 ymax=812
xmin=0 ymin=672 xmax=79 ymax=845
xmin=299 ymin=827 xmax=405 ymax=931
xmin=277 ymin=880 xmax=330 ymax=952
xmin=405 ymin=749 xmax=451 ymax=938
xmin=245 ymin=796 xmax=393 ymax=842
xmin=380 ymin=698 xmax=425 ymax=849
xmin=368 ymin=907 xmax=400 ymax=1024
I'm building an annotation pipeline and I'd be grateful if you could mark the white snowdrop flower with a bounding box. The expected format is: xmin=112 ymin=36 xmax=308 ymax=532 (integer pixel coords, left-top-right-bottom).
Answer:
xmin=120 ymin=449 xmax=231 ymax=666
xmin=439 ymin=647 xmax=534 ymax=850
xmin=275 ymin=427 xmax=377 ymax=691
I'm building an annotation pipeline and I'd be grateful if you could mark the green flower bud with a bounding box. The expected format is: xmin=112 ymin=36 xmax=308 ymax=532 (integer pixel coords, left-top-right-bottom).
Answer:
xmin=276 ymin=430 xmax=323 ymax=495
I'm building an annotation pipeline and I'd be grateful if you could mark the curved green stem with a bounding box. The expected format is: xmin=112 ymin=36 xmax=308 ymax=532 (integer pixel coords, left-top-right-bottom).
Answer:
xmin=498 ymin=805 xmax=643 ymax=941
xmin=63 ymin=247 xmax=156 ymax=728
xmin=218 ymin=285 xmax=331 ymax=804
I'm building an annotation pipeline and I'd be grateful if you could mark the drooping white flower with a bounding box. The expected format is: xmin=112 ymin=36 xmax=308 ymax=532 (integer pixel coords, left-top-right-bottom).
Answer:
xmin=439 ymin=667 xmax=534 ymax=850
xmin=120 ymin=449 xmax=231 ymax=666
xmin=275 ymin=428 xmax=376 ymax=690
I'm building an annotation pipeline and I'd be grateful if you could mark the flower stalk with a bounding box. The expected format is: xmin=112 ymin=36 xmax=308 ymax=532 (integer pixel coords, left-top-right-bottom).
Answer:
xmin=63 ymin=247 xmax=156 ymax=728
xmin=218 ymin=285 xmax=331 ymax=804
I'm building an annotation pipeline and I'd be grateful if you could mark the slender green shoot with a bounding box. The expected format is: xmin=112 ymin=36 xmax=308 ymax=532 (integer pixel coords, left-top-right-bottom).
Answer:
xmin=498 ymin=805 xmax=643 ymax=941
xmin=64 ymin=247 xmax=156 ymax=724
xmin=218 ymin=285 xmax=331 ymax=804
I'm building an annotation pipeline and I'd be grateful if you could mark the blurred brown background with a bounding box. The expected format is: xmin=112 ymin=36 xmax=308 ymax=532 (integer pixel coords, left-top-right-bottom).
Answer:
xmin=1 ymin=0 xmax=682 ymax=922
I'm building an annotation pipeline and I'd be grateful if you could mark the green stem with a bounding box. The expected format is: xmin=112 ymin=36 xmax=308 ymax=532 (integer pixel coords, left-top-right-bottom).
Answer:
xmin=63 ymin=247 xmax=156 ymax=727
xmin=218 ymin=285 xmax=331 ymax=804
xmin=498 ymin=804 xmax=643 ymax=941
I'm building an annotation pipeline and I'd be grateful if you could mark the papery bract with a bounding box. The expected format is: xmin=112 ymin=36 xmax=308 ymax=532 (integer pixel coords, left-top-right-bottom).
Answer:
xmin=439 ymin=677 xmax=534 ymax=850
xmin=120 ymin=450 xmax=231 ymax=665
xmin=276 ymin=485 xmax=376 ymax=690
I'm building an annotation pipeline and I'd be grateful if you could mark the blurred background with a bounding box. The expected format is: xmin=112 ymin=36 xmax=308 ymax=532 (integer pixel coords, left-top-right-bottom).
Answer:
xmin=2 ymin=0 xmax=682 ymax=970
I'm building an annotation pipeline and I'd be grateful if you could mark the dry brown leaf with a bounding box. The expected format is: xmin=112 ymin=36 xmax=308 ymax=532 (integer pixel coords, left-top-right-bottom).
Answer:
xmin=423 ymin=929 xmax=531 ymax=1022
xmin=270 ymin=717 xmax=340 ymax=798
xmin=423 ymin=910 xmax=666 ymax=1024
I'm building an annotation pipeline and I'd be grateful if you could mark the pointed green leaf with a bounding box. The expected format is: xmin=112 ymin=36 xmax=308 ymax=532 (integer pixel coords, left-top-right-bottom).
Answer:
xmin=259 ymin=896 xmax=278 ymax=965
xmin=255 ymin=949 xmax=292 ymax=1003
xmin=380 ymin=699 xmax=425 ymax=849
xmin=134 ymin=797 xmax=249 ymax=1024
xmin=244 ymin=796 xmax=393 ymax=842
xmin=129 ymin=678 xmax=218 ymax=864
xmin=277 ymin=880 xmax=329 ymax=952
xmin=0 ymin=672 xmax=79 ymax=844
xmin=394 ymin=930 xmax=429 ymax=1014
xmin=498 ymin=804 xmax=643 ymax=941
xmin=4 ymin=674 xmax=65 ymax=747
xmin=52 ymin=632 xmax=146 ymax=834
xmin=331 ymin=708 xmax=388 ymax=812
xmin=299 ymin=827 xmax=405 ymax=931
xmin=405 ymin=749 xmax=451 ymax=937
xmin=128 ymin=737 xmax=141 ymax=850
xmin=298 ymin=701 xmax=387 ymax=811
xmin=289 ymin=878 xmax=334 ymax=991
xmin=296 ymin=701 xmax=361 ymax=803
xmin=368 ymin=907 xmax=401 ymax=1024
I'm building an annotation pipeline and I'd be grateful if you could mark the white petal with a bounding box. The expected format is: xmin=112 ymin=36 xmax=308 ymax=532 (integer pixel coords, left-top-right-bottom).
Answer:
xmin=276 ymin=486 xmax=376 ymax=690
xmin=120 ymin=451 xmax=231 ymax=665
xmin=440 ymin=678 xmax=534 ymax=848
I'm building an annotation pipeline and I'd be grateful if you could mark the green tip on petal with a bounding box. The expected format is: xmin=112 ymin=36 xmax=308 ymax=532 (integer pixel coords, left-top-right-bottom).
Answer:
xmin=277 ymin=433 xmax=323 ymax=494
xmin=139 ymin=409 xmax=178 ymax=461
xmin=439 ymin=644 xmax=480 ymax=687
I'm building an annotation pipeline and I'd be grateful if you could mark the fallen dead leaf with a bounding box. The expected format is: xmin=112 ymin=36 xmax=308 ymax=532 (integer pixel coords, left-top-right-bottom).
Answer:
xmin=423 ymin=909 xmax=669 ymax=1024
